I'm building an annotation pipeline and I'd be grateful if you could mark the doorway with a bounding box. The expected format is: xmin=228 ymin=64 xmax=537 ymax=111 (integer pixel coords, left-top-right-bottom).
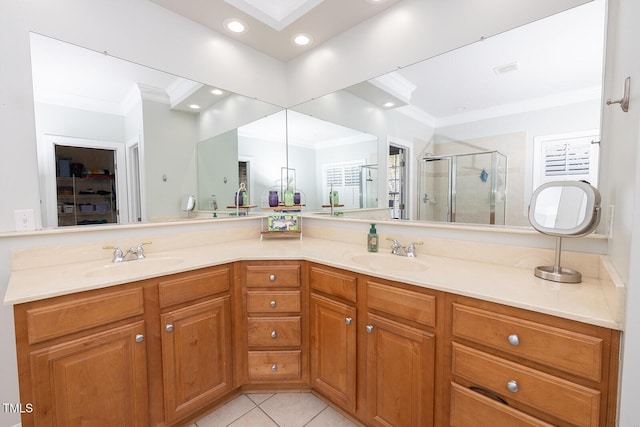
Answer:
xmin=42 ymin=135 xmax=127 ymax=228
xmin=388 ymin=145 xmax=407 ymax=219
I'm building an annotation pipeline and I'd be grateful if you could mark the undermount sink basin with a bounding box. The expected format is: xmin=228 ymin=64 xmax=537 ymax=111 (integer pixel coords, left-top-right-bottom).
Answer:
xmin=85 ymin=256 xmax=184 ymax=278
xmin=351 ymin=253 xmax=429 ymax=272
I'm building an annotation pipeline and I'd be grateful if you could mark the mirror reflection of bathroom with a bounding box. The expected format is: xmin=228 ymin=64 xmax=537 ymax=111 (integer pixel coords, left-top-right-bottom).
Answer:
xmin=418 ymin=151 xmax=507 ymax=224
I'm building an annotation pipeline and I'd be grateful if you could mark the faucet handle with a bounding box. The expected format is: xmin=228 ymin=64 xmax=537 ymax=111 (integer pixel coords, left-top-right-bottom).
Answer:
xmin=132 ymin=241 xmax=152 ymax=259
xmin=406 ymin=241 xmax=424 ymax=257
xmin=103 ymin=245 xmax=124 ymax=262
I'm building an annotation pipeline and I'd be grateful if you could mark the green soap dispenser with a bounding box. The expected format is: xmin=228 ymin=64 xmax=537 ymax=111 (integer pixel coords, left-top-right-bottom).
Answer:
xmin=368 ymin=223 xmax=379 ymax=252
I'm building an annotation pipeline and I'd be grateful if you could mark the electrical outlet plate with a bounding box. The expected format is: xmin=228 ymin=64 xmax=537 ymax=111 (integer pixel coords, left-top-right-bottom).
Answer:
xmin=14 ymin=209 xmax=36 ymax=231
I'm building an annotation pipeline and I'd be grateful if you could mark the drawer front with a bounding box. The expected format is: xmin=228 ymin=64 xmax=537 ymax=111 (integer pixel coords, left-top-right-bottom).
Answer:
xmin=367 ymin=281 xmax=436 ymax=327
xmin=247 ymin=317 xmax=301 ymax=347
xmin=452 ymin=303 xmax=603 ymax=381
xmin=452 ymin=343 xmax=600 ymax=427
xmin=27 ymin=288 xmax=144 ymax=344
xmin=450 ymin=382 xmax=554 ymax=427
xmin=246 ymin=265 xmax=300 ymax=288
xmin=159 ymin=267 xmax=230 ymax=308
xmin=247 ymin=291 xmax=300 ymax=314
xmin=247 ymin=350 xmax=301 ymax=381
xmin=309 ymin=266 xmax=356 ymax=303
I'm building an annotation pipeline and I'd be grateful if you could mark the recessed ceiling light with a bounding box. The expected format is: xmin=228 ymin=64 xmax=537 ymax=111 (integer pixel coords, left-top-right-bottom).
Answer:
xmin=383 ymin=102 xmax=395 ymax=108
xmin=224 ymin=19 xmax=247 ymax=33
xmin=366 ymin=0 xmax=388 ymax=4
xmin=211 ymin=88 xmax=224 ymax=96
xmin=189 ymin=104 xmax=201 ymax=110
xmin=292 ymin=33 xmax=313 ymax=46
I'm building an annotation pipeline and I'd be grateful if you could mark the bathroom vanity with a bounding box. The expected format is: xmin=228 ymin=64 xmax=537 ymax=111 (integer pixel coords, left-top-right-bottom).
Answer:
xmin=5 ymin=236 xmax=621 ymax=426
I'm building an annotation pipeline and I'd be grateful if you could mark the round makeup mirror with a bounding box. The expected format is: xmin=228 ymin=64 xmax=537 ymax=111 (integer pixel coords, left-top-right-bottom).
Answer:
xmin=528 ymin=181 xmax=601 ymax=283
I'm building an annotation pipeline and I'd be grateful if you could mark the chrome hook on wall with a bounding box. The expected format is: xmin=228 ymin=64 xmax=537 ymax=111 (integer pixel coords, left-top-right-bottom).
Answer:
xmin=606 ymin=76 xmax=630 ymax=112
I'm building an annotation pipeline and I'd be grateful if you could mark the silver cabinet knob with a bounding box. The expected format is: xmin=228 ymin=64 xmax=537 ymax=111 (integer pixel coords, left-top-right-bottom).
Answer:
xmin=366 ymin=325 xmax=374 ymax=334
xmin=506 ymin=380 xmax=519 ymax=393
xmin=166 ymin=324 xmax=174 ymax=332
xmin=271 ymin=330 xmax=277 ymax=338
xmin=345 ymin=317 xmax=352 ymax=326
xmin=270 ymin=300 xmax=277 ymax=308
xmin=135 ymin=334 xmax=144 ymax=343
xmin=508 ymin=334 xmax=520 ymax=346
xmin=271 ymin=364 xmax=278 ymax=372
xmin=269 ymin=274 xmax=276 ymax=281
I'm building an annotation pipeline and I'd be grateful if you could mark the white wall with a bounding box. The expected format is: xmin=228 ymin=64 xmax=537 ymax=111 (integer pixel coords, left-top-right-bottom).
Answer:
xmin=142 ymin=100 xmax=199 ymax=220
xmin=604 ymin=0 xmax=640 ymax=423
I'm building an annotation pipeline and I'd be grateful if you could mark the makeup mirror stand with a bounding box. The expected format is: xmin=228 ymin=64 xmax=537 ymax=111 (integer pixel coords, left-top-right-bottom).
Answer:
xmin=534 ymin=236 xmax=582 ymax=283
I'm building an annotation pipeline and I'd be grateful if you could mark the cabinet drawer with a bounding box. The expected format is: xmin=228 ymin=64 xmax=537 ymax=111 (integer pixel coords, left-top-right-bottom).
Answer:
xmin=309 ymin=266 xmax=356 ymax=303
xmin=247 ymin=317 xmax=301 ymax=347
xmin=452 ymin=343 xmax=600 ymax=427
xmin=247 ymin=291 xmax=300 ymax=314
xmin=248 ymin=350 xmax=301 ymax=381
xmin=26 ymin=288 xmax=144 ymax=344
xmin=159 ymin=267 xmax=230 ymax=308
xmin=452 ymin=303 xmax=603 ymax=381
xmin=246 ymin=265 xmax=300 ymax=288
xmin=367 ymin=281 xmax=436 ymax=327
xmin=450 ymin=382 xmax=554 ymax=427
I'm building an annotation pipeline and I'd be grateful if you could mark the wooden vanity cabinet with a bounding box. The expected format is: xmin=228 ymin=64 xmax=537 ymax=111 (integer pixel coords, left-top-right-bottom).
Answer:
xmin=240 ymin=261 xmax=308 ymax=386
xmin=309 ymin=264 xmax=358 ymax=413
xmin=446 ymin=294 xmax=621 ymax=427
xmin=157 ymin=265 xmax=233 ymax=424
xmin=363 ymin=278 xmax=443 ymax=427
xmin=14 ymin=283 xmax=149 ymax=427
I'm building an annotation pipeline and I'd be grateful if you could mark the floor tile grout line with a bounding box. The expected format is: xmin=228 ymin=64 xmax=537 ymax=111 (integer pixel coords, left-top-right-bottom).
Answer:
xmin=302 ymin=404 xmax=330 ymax=426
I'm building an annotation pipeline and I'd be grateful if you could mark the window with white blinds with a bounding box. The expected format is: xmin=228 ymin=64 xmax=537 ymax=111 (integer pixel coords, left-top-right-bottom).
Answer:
xmin=533 ymin=130 xmax=599 ymax=189
xmin=322 ymin=160 xmax=364 ymax=209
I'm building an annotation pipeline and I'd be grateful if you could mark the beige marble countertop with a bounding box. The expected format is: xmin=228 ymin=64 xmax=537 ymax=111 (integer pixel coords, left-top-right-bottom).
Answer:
xmin=4 ymin=237 xmax=623 ymax=330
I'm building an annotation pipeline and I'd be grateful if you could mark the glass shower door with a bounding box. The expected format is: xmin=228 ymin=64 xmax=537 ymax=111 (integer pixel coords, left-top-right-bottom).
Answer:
xmin=418 ymin=157 xmax=452 ymax=222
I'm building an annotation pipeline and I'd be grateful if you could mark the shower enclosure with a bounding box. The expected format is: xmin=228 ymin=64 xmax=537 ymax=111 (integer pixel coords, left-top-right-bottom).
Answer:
xmin=359 ymin=164 xmax=378 ymax=208
xmin=418 ymin=151 xmax=507 ymax=225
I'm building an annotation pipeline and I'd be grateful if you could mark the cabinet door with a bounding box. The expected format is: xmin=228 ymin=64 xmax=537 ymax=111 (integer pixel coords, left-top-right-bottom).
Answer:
xmin=310 ymin=293 xmax=356 ymax=412
xmin=161 ymin=296 xmax=232 ymax=423
xmin=29 ymin=321 xmax=148 ymax=427
xmin=365 ymin=313 xmax=435 ymax=427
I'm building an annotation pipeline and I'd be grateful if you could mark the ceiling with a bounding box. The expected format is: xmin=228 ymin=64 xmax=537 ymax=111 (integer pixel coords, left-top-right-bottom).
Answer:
xmin=30 ymin=0 xmax=606 ymax=141
xmin=148 ymin=0 xmax=402 ymax=62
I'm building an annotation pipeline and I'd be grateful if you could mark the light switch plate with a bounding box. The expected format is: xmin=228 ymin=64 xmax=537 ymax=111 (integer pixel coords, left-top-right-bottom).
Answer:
xmin=14 ymin=209 xmax=36 ymax=232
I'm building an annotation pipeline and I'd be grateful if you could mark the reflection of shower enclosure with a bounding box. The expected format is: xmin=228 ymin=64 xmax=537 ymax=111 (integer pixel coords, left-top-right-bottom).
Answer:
xmin=359 ymin=164 xmax=378 ymax=208
xmin=418 ymin=151 xmax=507 ymax=224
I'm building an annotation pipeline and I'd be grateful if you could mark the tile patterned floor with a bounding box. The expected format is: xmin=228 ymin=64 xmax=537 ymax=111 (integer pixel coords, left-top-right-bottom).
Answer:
xmin=189 ymin=392 xmax=359 ymax=427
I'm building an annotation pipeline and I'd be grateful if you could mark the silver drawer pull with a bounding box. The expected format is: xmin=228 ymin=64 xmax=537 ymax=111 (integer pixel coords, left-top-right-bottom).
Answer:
xmin=270 ymin=300 xmax=277 ymax=308
xmin=366 ymin=325 xmax=374 ymax=334
xmin=271 ymin=330 xmax=278 ymax=338
xmin=135 ymin=334 xmax=144 ymax=343
xmin=507 ymin=334 xmax=520 ymax=346
xmin=345 ymin=317 xmax=352 ymax=326
xmin=166 ymin=324 xmax=174 ymax=332
xmin=506 ymin=380 xmax=519 ymax=393
xmin=271 ymin=364 xmax=278 ymax=372
xmin=269 ymin=274 xmax=276 ymax=281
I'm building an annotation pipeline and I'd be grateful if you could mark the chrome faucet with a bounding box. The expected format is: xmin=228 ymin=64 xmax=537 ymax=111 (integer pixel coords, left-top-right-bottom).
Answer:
xmin=387 ymin=237 xmax=423 ymax=257
xmin=103 ymin=242 xmax=151 ymax=263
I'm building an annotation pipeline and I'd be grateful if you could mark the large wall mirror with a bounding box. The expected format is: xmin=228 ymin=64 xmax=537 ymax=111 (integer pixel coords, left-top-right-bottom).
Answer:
xmin=30 ymin=32 xmax=283 ymax=228
xmin=290 ymin=0 xmax=606 ymax=228
xmin=30 ymin=0 xmax=606 ymax=231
